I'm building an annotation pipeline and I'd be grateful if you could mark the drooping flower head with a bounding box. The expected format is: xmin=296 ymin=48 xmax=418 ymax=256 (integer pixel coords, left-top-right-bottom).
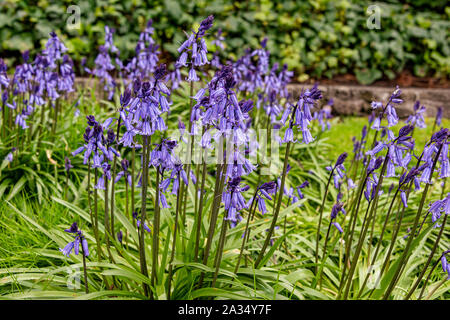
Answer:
xmin=283 ymin=84 xmax=323 ymax=145
xmin=59 ymin=222 xmax=89 ymax=257
xmin=177 ymin=15 xmax=214 ymax=82
xmin=125 ymin=19 xmax=159 ymax=81
xmin=132 ymin=211 xmax=151 ymax=232
xmin=119 ymin=64 xmax=171 ymax=146
xmin=330 ymin=202 xmax=345 ymax=233
xmin=223 ymin=176 xmax=249 ymax=228
xmin=405 ymin=101 xmax=426 ymax=129
xmin=370 ymin=86 xmax=403 ymax=130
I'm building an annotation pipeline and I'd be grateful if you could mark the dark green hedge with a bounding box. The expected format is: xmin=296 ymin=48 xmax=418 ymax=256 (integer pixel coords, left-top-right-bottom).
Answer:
xmin=1 ymin=0 xmax=449 ymax=84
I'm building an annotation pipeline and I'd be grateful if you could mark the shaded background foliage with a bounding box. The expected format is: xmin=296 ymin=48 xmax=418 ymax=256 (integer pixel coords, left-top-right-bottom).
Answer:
xmin=0 ymin=0 xmax=449 ymax=84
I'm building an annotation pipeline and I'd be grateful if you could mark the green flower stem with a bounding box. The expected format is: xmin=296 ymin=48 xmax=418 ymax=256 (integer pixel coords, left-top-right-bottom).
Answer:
xmin=382 ymin=142 xmax=443 ymax=299
xmin=93 ymin=168 xmax=103 ymax=261
xmin=81 ymin=246 xmax=89 ymax=294
xmin=365 ymin=151 xmax=426 ymax=298
xmin=254 ymin=141 xmax=292 ymax=269
xmin=338 ymin=171 xmax=369 ymax=296
xmin=194 ymin=148 xmax=208 ymax=262
xmin=139 ymin=135 xmax=151 ymax=298
xmin=317 ymin=221 xmax=333 ymax=289
xmin=151 ymin=167 xmax=161 ymax=292
xmin=109 ymin=117 xmax=122 ymax=244
xmin=366 ymin=192 xmax=407 ymax=299
xmin=357 ymin=187 xmax=400 ymax=298
xmin=315 ymin=167 xmax=335 ymax=274
xmin=339 ymin=198 xmax=372 ymax=298
xmin=181 ymin=82 xmax=195 ymax=222
xmin=198 ymin=162 xmax=227 ymax=288
xmin=367 ymin=184 xmax=394 ymax=261
xmin=131 ymin=147 xmax=135 ymax=222
xmin=234 ymin=187 xmax=259 ymax=274
xmin=167 ymin=172 xmax=182 ymax=300
xmin=211 ymin=211 xmax=229 ymax=288
xmin=104 ymin=177 xmax=113 ymax=263
xmin=405 ymin=214 xmax=448 ymax=299
xmin=418 ymin=253 xmax=446 ymax=299
xmin=110 ymin=155 xmax=117 ymax=236
xmin=342 ymin=155 xmax=389 ymax=299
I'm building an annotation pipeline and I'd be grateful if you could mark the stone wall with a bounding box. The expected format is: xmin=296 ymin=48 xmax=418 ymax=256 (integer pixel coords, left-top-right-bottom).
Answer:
xmin=287 ymin=84 xmax=449 ymax=119
xmin=73 ymin=78 xmax=449 ymax=119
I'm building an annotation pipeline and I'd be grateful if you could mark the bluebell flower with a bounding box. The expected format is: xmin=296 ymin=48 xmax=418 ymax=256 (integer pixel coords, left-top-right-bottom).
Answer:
xmin=95 ymin=162 xmax=111 ymax=190
xmin=370 ymin=86 xmax=403 ymax=131
xmin=427 ymin=194 xmax=450 ymax=228
xmin=435 ymin=107 xmax=443 ymax=127
xmin=440 ymin=251 xmax=450 ymax=280
xmin=125 ymin=19 xmax=159 ymax=81
xmin=330 ymin=202 xmax=345 ymax=233
xmin=176 ymin=15 xmax=214 ymax=81
xmin=43 ymin=31 xmax=68 ymax=69
xmin=0 ymin=59 xmax=10 ymax=90
xmin=419 ymin=128 xmax=450 ymax=183
xmin=65 ymin=156 xmax=73 ymax=174
xmin=325 ymin=153 xmax=348 ymax=191
xmin=119 ymin=65 xmax=171 ymax=143
xmin=223 ymin=176 xmax=249 ymax=228
xmin=132 ymin=211 xmax=151 ymax=232
xmin=314 ymin=103 xmax=333 ymax=132
xmin=406 ymin=101 xmax=426 ymax=129
xmin=4 ymin=148 xmax=16 ymax=163
xmin=91 ymin=45 xmax=116 ymax=100
xmin=115 ymin=159 xmax=132 ymax=186
xmin=290 ymin=84 xmax=323 ymax=144
xmin=59 ymin=222 xmax=89 ymax=257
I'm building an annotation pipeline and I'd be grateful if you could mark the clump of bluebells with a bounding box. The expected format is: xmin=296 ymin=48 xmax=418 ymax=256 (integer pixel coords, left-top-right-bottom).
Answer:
xmin=2 ymin=14 xmax=449 ymax=301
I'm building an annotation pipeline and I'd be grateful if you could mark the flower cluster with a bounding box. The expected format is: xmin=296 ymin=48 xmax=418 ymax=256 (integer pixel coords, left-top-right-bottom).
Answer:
xmin=283 ymin=84 xmax=323 ymax=145
xmin=366 ymin=124 xmax=415 ymax=178
xmin=120 ymin=64 xmax=171 ymax=144
xmin=125 ymin=20 xmax=160 ymax=81
xmin=427 ymin=193 xmax=450 ymax=228
xmin=371 ymin=86 xmax=403 ymax=130
xmin=177 ymin=15 xmax=214 ymax=82
xmin=223 ymin=176 xmax=249 ymax=228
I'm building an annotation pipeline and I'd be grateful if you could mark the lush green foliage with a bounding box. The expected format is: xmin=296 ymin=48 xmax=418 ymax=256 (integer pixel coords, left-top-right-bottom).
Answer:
xmin=1 ymin=0 xmax=449 ymax=84
xmin=0 ymin=85 xmax=449 ymax=300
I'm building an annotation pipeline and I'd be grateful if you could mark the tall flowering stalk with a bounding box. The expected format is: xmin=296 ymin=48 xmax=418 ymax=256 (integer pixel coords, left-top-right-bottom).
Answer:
xmin=59 ymin=222 xmax=89 ymax=293
xmin=176 ymin=16 xmax=214 ymax=226
xmin=316 ymin=201 xmax=346 ymax=288
xmin=118 ymin=63 xmax=170 ymax=297
xmin=255 ymin=84 xmax=322 ymax=268
xmin=234 ymin=181 xmax=277 ymax=273
xmin=315 ymin=152 xmax=347 ymax=274
xmin=212 ymin=176 xmax=249 ymax=287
